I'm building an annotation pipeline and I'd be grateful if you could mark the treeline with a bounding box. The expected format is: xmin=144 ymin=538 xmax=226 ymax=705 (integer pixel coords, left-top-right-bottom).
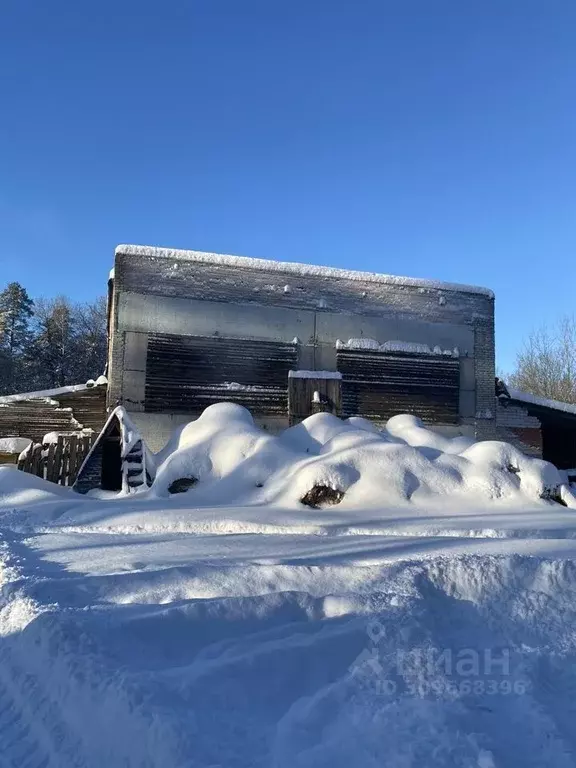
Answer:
xmin=506 ymin=315 xmax=576 ymax=404
xmin=0 ymin=282 xmax=107 ymax=395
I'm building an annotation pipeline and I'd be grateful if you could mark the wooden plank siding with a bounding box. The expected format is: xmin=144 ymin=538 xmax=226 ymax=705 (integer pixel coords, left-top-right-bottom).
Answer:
xmin=288 ymin=376 xmax=342 ymax=425
xmin=55 ymin=387 xmax=108 ymax=432
xmin=337 ymin=349 xmax=460 ymax=424
xmin=0 ymin=386 xmax=107 ymax=443
xmin=145 ymin=334 xmax=297 ymax=414
xmin=144 ymin=334 xmax=460 ymax=424
xmin=0 ymin=401 xmax=80 ymax=442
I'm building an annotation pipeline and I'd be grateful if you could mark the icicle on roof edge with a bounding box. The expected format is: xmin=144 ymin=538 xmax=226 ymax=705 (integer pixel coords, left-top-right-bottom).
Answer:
xmin=115 ymin=244 xmax=494 ymax=299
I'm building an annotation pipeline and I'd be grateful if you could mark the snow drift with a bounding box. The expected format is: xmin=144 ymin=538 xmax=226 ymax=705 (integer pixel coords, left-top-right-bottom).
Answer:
xmin=151 ymin=404 xmax=570 ymax=509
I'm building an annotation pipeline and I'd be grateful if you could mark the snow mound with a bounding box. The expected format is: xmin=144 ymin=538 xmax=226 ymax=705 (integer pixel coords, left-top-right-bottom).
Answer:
xmin=0 ymin=466 xmax=71 ymax=507
xmin=42 ymin=431 xmax=61 ymax=445
xmin=150 ymin=405 xmax=565 ymax=509
xmin=0 ymin=437 xmax=31 ymax=454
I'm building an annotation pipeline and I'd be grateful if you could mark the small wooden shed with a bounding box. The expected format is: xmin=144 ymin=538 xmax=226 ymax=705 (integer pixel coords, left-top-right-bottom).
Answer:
xmin=73 ymin=406 xmax=155 ymax=495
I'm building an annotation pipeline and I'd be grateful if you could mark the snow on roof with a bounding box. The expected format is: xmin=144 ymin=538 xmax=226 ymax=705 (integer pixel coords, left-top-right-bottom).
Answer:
xmin=116 ymin=244 xmax=494 ymax=298
xmin=336 ymin=338 xmax=460 ymax=357
xmin=0 ymin=384 xmax=89 ymax=404
xmin=508 ymin=388 xmax=576 ymax=416
xmin=0 ymin=380 xmax=105 ymax=405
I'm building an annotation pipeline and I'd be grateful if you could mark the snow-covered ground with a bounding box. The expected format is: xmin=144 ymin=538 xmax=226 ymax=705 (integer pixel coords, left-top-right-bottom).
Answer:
xmin=2 ymin=405 xmax=576 ymax=767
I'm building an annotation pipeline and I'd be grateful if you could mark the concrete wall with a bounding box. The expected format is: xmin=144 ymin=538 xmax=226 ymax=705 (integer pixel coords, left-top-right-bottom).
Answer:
xmin=108 ymin=250 xmax=496 ymax=450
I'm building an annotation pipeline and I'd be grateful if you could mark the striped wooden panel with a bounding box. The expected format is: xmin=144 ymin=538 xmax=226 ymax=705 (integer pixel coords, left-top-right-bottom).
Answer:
xmin=145 ymin=334 xmax=297 ymax=414
xmin=0 ymin=387 xmax=106 ymax=444
xmin=337 ymin=349 xmax=460 ymax=424
xmin=55 ymin=387 xmax=107 ymax=432
xmin=0 ymin=401 xmax=79 ymax=442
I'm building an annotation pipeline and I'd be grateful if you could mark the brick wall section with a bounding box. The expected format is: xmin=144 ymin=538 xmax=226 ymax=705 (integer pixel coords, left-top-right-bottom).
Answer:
xmin=107 ymin=330 xmax=125 ymax=409
xmin=511 ymin=427 xmax=542 ymax=454
xmin=497 ymin=403 xmax=540 ymax=429
xmin=496 ymin=401 xmax=543 ymax=458
xmin=107 ymin=257 xmax=125 ymax=410
xmin=472 ymin=315 xmax=497 ymax=439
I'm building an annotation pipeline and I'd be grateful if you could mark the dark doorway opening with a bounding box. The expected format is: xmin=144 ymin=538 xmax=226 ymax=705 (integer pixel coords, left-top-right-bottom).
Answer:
xmin=101 ymin=421 xmax=122 ymax=491
xmin=542 ymin=423 xmax=576 ymax=470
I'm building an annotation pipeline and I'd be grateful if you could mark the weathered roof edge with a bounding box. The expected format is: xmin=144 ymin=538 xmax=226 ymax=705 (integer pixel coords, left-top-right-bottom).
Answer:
xmin=508 ymin=388 xmax=576 ymax=417
xmin=115 ymin=244 xmax=495 ymax=299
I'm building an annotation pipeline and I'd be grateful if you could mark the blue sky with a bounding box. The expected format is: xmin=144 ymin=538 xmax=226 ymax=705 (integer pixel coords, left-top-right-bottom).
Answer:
xmin=1 ymin=1 xmax=574 ymax=371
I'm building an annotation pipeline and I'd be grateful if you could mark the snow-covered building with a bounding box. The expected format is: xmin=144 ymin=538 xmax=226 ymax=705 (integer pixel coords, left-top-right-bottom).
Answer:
xmin=107 ymin=244 xmax=496 ymax=451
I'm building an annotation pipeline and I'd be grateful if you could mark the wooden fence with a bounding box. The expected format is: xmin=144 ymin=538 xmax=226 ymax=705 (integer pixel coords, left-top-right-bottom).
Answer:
xmin=18 ymin=434 xmax=94 ymax=486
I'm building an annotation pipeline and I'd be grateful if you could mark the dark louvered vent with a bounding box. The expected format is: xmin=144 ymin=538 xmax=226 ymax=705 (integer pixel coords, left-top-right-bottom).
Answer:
xmin=145 ymin=334 xmax=297 ymax=414
xmin=337 ymin=349 xmax=460 ymax=424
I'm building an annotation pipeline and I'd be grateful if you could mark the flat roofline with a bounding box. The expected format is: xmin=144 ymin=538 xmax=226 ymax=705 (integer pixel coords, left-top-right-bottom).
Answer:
xmin=115 ymin=244 xmax=494 ymax=299
xmin=508 ymin=388 xmax=576 ymax=419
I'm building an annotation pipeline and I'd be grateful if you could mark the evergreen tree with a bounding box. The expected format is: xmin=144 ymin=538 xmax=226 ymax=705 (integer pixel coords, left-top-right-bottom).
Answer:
xmin=0 ymin=281 xmax=107 ymax=393
xmin=0 ymin=282 xmax=34 ymax=393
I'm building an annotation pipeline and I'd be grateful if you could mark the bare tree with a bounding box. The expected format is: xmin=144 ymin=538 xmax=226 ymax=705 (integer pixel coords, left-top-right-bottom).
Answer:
xmin=72 ymin=297 xmax=107 ymax=381
xmin=29 ymin=295 xmax=107 ymax=389
xmin=508 ymin=315 xmax=576 ymax=403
